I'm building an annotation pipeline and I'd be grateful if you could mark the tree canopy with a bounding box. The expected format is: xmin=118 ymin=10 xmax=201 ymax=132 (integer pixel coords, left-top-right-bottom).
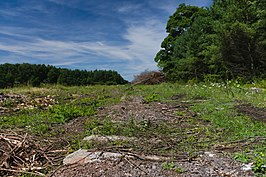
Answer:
xmin=155 ymin=0 xmax=266 ymax=82
xmin=0 ymin=63 xmax=128 ymax=88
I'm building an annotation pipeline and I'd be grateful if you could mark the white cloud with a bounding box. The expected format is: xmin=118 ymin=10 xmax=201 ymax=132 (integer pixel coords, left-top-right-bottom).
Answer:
xmin=149 ymin=0 xmax=178 ymax=14
xmin=117 ymin=4 xmax=142 ymax=14
xmin=0 ymin=17 xmax=165 ymax=76
xmin=123 ymin=18 xmax=166 ymax=64
xmin=0 ymin=9 xmax=21 ymax=17
xmin=0 ymin=8 xmax=168 ymax=81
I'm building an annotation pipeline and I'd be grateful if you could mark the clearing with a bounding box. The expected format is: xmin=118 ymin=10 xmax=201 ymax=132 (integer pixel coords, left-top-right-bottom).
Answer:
xmin=0 ymin=83 xmax=265 ymax=176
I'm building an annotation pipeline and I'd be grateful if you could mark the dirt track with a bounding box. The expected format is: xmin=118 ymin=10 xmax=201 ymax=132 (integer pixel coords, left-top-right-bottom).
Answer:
xmin=50 ymin=96 xmax=256 ymax=177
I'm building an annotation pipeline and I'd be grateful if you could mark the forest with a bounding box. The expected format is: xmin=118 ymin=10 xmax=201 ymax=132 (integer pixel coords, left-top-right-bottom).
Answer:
xmin=0 ymin=63 xmax=128 ymax=88
xmin=155 ymin=0 xmax=266 ymax=82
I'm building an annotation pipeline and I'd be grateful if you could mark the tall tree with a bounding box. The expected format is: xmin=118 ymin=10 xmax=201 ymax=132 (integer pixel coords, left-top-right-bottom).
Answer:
xmin=155 ymin=1 xmax=266 ymax=82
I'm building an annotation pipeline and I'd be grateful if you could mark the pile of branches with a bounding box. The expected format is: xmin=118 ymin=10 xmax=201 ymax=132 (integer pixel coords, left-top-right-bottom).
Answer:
xmin=0 ymin=93 xmax=58 ymax=115
xmin=132 ymin=71 xmax=165 ymax=85
xmin=0 ymin=129 xmax=66 ymax=176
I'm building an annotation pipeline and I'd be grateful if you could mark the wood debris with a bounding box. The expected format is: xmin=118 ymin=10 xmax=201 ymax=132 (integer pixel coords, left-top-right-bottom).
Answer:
xmin=0 ymin=129 xmax=66 ymax=176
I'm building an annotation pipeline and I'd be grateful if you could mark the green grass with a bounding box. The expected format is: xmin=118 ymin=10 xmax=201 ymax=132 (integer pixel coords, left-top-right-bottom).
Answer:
xmin=0 ymin=85 xmax=124 ymax=134
xmin=122 ymin=82 xmax=266 ymax=175
xmin=130 ymin=82 xmax=266 ymax=140
xmin=1 ymin=82 xmax=266 ymax=175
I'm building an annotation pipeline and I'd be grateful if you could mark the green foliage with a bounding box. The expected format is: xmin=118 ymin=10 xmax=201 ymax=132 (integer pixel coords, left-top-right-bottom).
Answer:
xmin=0 ymin=63 xmax=128 ymax=88
xmin=144 ymin=93 xmax=159 ymax=103
xmin=47 ymin=104 xmax=94 ymax=123
xmin=234 ymin=152 xmax=251 ymax=163
xmin=234 ymin=148 xmax=266 ymax=175
xmin=161 ymin=162 xmax=184 ymax=173
xmin=85 ymin=117 xmax=150 ymax=137
xmin=161 ymin=162 xmax=176 ymax=170
xmin=155 ymin=0 xmax=266 ymax=82
xmin=252 ymin=148 xmax=266 ymax=175
xmin=0 ymin=86 xmax=115 ymax=134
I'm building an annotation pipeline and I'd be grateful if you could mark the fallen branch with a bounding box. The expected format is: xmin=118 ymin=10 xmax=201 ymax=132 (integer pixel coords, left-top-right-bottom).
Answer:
xmin=0 ymin=167 xmax=45 ymax=177
xmin=214 ymin=136 xmax=266 ymax=150
xmin=0 ymin=130 xmax=68 ymax=176
xmin=124 ymin=157 xmax=148 ymax=175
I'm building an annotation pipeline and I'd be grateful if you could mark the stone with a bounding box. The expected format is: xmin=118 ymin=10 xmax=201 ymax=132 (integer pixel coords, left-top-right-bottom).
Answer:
xmin=241 ymin=163 xmax=253 ymax=171
xmin=83 ymin=135 xmax=135 ymax=142
xmin=204 ymin=152 xmax=216 ymax=157
xmin=63 ymin=150 xmax=123 ymax=165
xmin=63 ymin=149 xmax=91 ymax=165
xmin=101 ymin=152 xmax=123 ymax=159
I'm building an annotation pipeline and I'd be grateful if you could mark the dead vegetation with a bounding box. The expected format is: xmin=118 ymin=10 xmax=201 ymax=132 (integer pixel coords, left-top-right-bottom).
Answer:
xmin=131 ymin=71 xmax=165 ymax=85
xmin=0 ymin=93 xmax=57 ymax=114
xmin=0 ymin=129 xmax=67 ymax=176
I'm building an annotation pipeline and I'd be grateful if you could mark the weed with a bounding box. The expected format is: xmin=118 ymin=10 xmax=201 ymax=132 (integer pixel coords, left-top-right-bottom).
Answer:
xmin=175 ymin=166 xmax=185 ymax=173
xmin=175 ymin=110 xmax=186 ymax=116
xmin=161 ymin=162 xmax=184 ymax=173
xmin=161 ymin=162 xmax=175 ymax=170
xmin=144 ymin=93 xmax=159 ymax=103
xmin=234 ymin=152 xmax=251 ymax=163
xmin=252 ymin=150 xmax=266 ymax=175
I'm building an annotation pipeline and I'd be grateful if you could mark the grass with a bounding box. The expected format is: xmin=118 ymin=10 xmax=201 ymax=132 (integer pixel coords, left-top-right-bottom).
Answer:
xmin=161 ymin=162 xmax=185 ymax=173
xmin=0 ymin=82 xmax=266 ymax=175
xmin=0 ymin=85 xmax=124 ymax=134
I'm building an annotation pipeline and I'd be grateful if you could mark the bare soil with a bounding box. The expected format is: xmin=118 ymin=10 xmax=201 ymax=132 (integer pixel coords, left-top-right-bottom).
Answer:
xmin=0 ymin=93 xmax=259 ymax=176
xmin=236 ymin=103 xmax=266 ymax=123
xmin=51 ymin=154 xmax=253 ymax=177
xmin=50 ymin=96 xmax=255 ymax=177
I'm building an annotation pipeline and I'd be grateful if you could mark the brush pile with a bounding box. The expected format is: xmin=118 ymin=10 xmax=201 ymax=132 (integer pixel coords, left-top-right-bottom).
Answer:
xmin=0 ymin=129 xmax=66 ymax=176
xmin=132 ymin=71 xmax=165 ymax=85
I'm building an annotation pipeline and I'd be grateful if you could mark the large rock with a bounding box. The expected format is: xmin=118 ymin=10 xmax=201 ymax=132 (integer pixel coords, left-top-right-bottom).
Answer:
xmin=63 ymin=149 xmax=123 ymax=165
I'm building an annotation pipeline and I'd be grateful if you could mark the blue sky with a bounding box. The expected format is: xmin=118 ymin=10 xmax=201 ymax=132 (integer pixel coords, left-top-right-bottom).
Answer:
xmin=0 ymin=0 xmax=212 ymax=81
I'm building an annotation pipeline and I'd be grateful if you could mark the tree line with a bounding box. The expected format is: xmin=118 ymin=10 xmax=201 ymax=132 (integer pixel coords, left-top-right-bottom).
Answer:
xmin=0 ymin=63 xmax=128 ymax=88
xmin=155 ymin=0 xmax=266 ymax=82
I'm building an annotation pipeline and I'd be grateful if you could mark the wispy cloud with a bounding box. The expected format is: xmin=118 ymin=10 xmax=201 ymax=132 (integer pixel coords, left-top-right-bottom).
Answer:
xmin=0 ymin=9 xmax=22 ymax=17
xmin=117 ymin=4 xmax=143 ymax=14
xmin=0 ymin=17 xmax=164 ymax=80
xmin=0 ymin=0 xmax=212 ymax=81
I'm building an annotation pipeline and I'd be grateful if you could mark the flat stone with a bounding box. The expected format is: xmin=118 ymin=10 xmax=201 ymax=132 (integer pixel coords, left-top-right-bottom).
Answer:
xmin=63 ymin=149 xmax=91 ymax=165
xmin=63 ymin=150 xmax=123 ymax=165
xmin=83 ymin=135 xmax=135 ymax=142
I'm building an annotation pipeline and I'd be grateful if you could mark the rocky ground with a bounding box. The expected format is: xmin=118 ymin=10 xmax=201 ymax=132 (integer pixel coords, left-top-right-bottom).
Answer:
xmin=51 ymin=151 xmax=254 ymax=177
xmin=1 ymin=91 xmax=265 ymax=176
xmin=50 ymin=95 xmax=257 ymax=177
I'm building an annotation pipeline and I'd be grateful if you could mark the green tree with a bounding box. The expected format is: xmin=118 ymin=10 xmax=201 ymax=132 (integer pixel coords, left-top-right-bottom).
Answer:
xmin=212 ymin=0 xmax=266 ymax=80
xmin=155 ymin=1 xmax=266 ymax=82
xmin=47 ymin=67 xmax=60 ymax=84
xmin=0 ymin=63 xmax=128 ymax=87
